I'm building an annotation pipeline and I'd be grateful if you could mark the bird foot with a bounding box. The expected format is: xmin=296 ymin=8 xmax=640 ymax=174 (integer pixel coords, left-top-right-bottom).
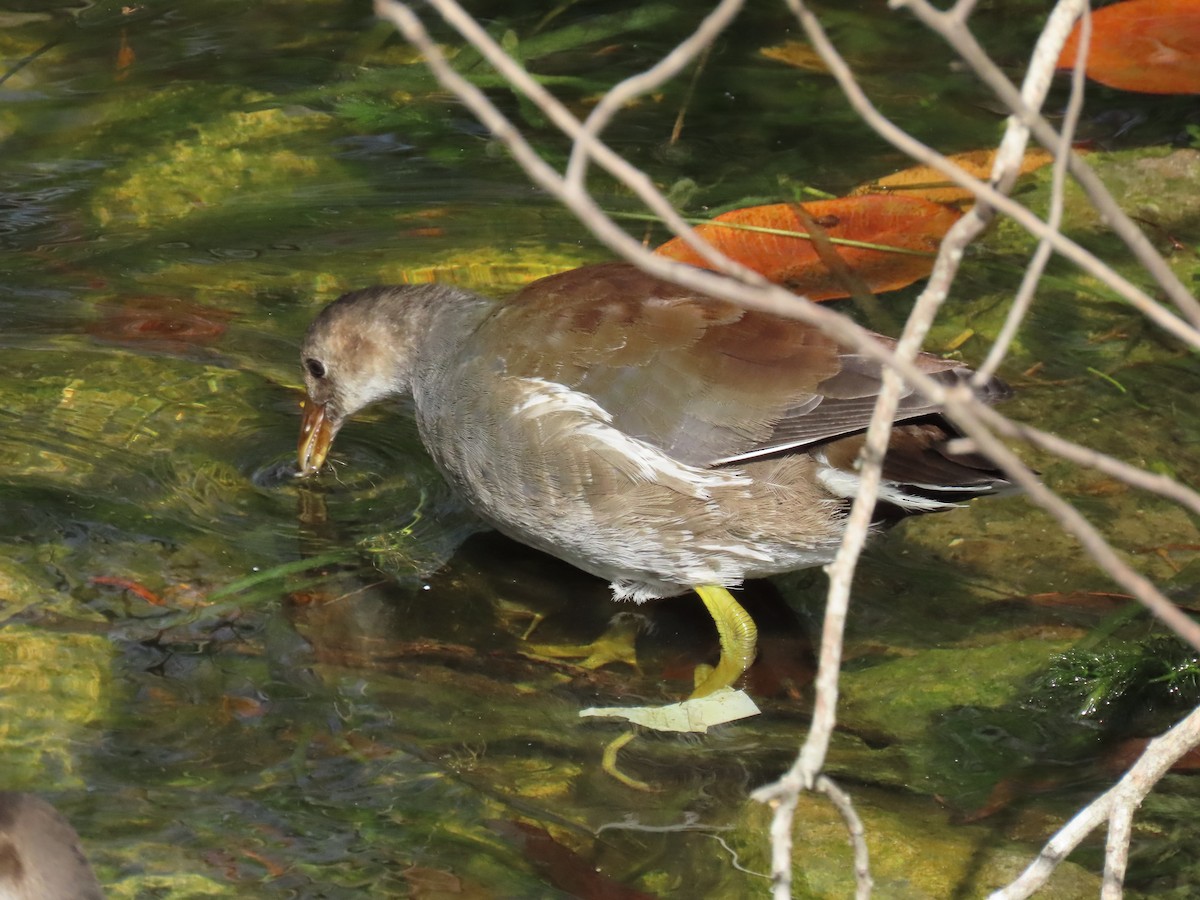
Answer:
xmin=520 ymin=611 xmax=644 ymax=672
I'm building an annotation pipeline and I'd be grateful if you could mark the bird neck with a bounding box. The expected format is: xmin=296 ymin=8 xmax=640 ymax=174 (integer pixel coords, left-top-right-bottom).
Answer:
xmin=407 ymin=285 xmax=494 ymax=394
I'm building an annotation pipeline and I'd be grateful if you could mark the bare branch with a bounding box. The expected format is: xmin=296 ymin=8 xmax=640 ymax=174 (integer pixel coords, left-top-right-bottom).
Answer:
xmin=980 ymin=406 xmax=1200 ymax=517
xmin=794 ymin=0 xmax=1200 ymax=350
xmin=975 ymin=3 xmax=1090 ymax=383
xmin=894 ymin=0 xmax=1200 ymax=329
xmin=941 ymin=384 xmax=1200 ymax=648
xmin=373 ymin=2 xmax=1200 ymax=896
xmin=990 ymin=704 xmax=1200 ymax=899
xmin=383 ymin=0 xmax=759 ymax=277
xmin=819 ymin=775 xmax=873 ymax=899
xmin=783 ymin=0 xmax=1200 ymax=646
xmin=1102 ymin=801 xmax=1133 ymax=900
xmin=566 ymin=0 xmax=745 ymax=189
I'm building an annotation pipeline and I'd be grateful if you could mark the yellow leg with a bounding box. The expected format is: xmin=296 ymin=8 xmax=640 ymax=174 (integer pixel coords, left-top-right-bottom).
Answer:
xmin=521 ymin=611 xmax=642 ymax=671
xmin=689 ymin=584 xmax=758 ymax=698
xmin=601 ymin=731 xmax=657 ymax=792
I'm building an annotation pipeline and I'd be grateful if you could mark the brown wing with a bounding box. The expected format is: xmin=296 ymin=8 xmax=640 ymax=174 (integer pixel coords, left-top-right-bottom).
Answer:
xmin=478 ymin=262 xmax=1002 ymax=467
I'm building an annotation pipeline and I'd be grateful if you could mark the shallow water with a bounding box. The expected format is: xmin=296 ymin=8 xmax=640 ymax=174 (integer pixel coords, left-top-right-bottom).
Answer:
xmin=2 ymin=2 xmax=1199 ymax=897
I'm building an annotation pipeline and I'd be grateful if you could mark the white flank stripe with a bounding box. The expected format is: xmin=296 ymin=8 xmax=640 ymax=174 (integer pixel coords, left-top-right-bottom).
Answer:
xmin=512 ymin=377 xmax=743 ymax=493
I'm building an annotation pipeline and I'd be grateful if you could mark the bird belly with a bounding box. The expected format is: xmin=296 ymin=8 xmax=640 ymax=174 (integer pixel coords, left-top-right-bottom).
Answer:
xmin=416 ymin=376 xmax=848 ymax=603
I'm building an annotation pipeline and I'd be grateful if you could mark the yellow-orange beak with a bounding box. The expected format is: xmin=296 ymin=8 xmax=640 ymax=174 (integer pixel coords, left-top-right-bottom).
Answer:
xmin=297 ymin=399 xmax=338 ymax=476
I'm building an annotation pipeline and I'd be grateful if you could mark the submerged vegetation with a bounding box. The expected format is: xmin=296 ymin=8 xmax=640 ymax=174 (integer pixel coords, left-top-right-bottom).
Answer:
xmin=0 ymin=0 xmax=1198 ymax=895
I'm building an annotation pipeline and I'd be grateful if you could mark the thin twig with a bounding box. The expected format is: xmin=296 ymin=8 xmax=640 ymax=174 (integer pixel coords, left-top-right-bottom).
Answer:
xmin=1102 ymin=801 xmax=1133 ymax=900
xmin=893 ymin=0 xmax=1200 ymax=329
xmin=755 ymin=5 xmax=1198 ymax=891
xmin=407 ymin=0 xmax=757 ymax=277
xmin=985 ymin=410 xmax=1200 ymax=517
xmin=942 ymin=383 xmax=1200 ymax=647
xmin=798 ymin=0 xmax=1200 ymax=350
xmin=976 ymin=3 xmax=1091 ymax=383
xmin=989 ymin=704 xmax=1200 ymax=899
xmin=566 ymin=0 xmax=743 ymax=188
xmin=781 ymin=0 xmax=1200 ymax=645
xmin=670 ymin=44 xmax=712 ymax=146
xmin=817 ymin=775 xmax=872 ymax=899
xmin=373 ymin=4 xmax=1200 ymax=897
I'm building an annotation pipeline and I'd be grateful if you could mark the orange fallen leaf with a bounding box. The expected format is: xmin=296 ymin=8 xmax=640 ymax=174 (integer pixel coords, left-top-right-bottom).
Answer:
xmin=957 ymin=774 xmax=1066 ymax=823
xmin=851 ymin=148 xmax=1055 ymax=205
xmin=760 ymin=40 xmax=829 ymax=73
xmin=116 ymin=28 xmax=135 ymax=80
xmin=222 ymin=694 xmax=269 ymax=720
xmin=1104 ymin=737 xmax=1200 ymax=775
xmin=497 ymin=821 xmax=657 ymax=900
xmin=1023 ymin=590 xmax=1136 ymax=611
xmin=654 ymin=195 xmax=960 ymax=301
xmin=86 ymin=296 xmax=230 ymax=353
xmin=90 ymin=575 xmax=165 ymax=606
xmin=239 ymin=848 xmax=288 ymax=879
xmin=1057 ymin=0 xmax=1200 ymax=94
xmin=405 ymin=865 xmax=493 ymax=900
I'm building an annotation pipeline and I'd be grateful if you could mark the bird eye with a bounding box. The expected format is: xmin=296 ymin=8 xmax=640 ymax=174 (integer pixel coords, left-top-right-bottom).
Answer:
xmin=305 ymin=358 xmax=326 ymax=379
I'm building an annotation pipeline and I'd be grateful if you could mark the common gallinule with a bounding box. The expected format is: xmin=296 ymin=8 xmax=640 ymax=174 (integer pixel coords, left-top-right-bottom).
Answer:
xmin=0 ymin=792 xmax=102 ymax=900
xmin=297 ymin=262 xmax=1010 ymax=701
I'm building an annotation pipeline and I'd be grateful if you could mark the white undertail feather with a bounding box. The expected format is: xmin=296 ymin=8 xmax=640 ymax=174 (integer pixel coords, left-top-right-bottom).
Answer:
xmin=813 ymin=450 xmax=963 ymax=512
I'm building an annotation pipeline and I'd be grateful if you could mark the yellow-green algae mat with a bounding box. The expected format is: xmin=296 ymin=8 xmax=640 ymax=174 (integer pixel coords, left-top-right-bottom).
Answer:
xmin=0 ymin=565 xmax=231 ymax=898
